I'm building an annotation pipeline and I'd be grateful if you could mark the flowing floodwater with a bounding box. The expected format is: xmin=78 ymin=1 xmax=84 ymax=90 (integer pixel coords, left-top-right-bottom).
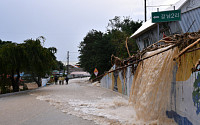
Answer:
xmin=32 ymin=78 xmax=137 ymax=125
xmin=33 ymin=46 xmax=178 ymax=125
xmin=129 ymin=46 xmax=178 ymax=124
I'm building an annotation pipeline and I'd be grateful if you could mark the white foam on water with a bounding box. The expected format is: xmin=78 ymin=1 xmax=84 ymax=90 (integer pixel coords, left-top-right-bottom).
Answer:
xmin=35 ymin=47 xmax=178 ymax=125
xmin=36 ymin=93 xmax=176 ymax=125
xmin=36 ymin=94 xmax=139 ymax=125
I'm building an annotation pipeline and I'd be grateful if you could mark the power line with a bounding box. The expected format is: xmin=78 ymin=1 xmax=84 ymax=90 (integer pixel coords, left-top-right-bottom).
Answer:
xmin=147 ymin=4 xmax=173 ymax=7
xmin=67 ymin=51 xmax=69 ymax=75
xmin=69 ymin=52 xmax=79 ymax=53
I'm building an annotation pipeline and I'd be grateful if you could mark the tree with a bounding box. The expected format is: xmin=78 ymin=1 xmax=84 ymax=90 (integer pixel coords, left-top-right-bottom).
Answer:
xmin=0 ymin=38 xmax=57 ymax=93
xmin=107 ymin=16 xmax=142 ymax=35
xmin=23 ymin=38 xmax=57 ymax=87
xmin=78 ymin=16 xmax=142 ymax=79
xmin=107 ymin=16 xmax=142 ymax=58
xmin=0 ymin=40 xmax=13 ymax=93
xmin=0 ymin=42 xmax=26 ymax=92
xmin=79 ymin=30 xmax=114 ymax=78
xmin=54 ymin=61 xmax=65 ymax=71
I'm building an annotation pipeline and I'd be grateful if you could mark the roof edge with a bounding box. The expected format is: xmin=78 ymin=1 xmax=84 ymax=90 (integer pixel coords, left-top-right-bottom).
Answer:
xmin=130 ymin=0 xmax=187 ymax=39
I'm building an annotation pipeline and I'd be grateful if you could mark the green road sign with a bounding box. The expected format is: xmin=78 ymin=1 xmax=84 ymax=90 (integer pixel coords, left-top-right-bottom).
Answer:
xmin=152 ymin=10 xmax=181 ymax=23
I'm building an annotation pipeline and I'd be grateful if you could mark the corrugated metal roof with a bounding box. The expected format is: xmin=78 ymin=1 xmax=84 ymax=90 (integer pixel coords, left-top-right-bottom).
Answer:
xmin=179 ymin=7 xmax=200 ymax=32
xmin=130 ymin=0 xmax=187 ymax=38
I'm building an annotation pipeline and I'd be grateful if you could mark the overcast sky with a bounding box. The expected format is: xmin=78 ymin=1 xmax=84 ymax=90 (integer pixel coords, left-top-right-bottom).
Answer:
xmin=0 ymin=0 xmax=179 ymax=63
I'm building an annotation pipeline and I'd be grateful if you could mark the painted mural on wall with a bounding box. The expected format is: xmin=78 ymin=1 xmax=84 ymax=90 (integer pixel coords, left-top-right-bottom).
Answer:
xmin=100 ymin=44 xmax=200 ymax=124
xmin=176 ymin=47 xmax=200 ymax=81
xmin=100 ymin=64 xmax=129 ymax=95
xmin=169 ymin=45 xmax=200 ymax=125
xmin=112 ymin=70 xmax=126 ymax=94
xmin=192 ymin=69 xmax=200 ymax=115
xmin=113 ymin=71 xmax=119 ymax=92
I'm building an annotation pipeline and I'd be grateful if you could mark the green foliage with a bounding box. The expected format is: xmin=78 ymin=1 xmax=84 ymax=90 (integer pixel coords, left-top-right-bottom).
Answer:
xmin=23 ymin=38 xmax=57 ymax=86
xmin=79 ymin=30 xmax=114 ymax=78
xmin=0 ymin=38 xmax=57 ymax=93
xmin=0 ymin=42 xmax=24 ymax=92
xmin=107 ymin=16 xmax=142 ymax=35
xmin=107 ymin=16 xmax=142 ymax=58
xmin=55 ymin=61 xmax=65 ymax=71
xmin=0 ymin=41 xmax=13 ymax=92
xmin=78 ymin=16 xmax=142 ymax=78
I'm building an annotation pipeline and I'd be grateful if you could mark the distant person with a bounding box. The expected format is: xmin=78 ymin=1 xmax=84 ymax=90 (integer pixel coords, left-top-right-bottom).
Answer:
xmin=54 ymin=75 xmax=58 ymax=85
xmin=65 ymin=76 xmax=69 ymax=85
xmin=61 ymin=76 xmax=65 ymax=85
xmin=58 ymin=77 xmax=62 ymax=85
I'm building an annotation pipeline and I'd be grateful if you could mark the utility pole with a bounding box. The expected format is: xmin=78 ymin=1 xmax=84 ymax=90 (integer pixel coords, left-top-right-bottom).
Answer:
xmin=67 ymin=51 xmax=69 ymax=76
xmin=144 ymin=0 xmax=147 ymax=22
xmin=157 ymin=8 xmax=159 ymax=42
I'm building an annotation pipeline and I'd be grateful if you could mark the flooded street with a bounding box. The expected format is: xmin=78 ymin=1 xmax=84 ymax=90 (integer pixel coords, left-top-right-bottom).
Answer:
xmin=0 ymin=83 xmax=95 ymax=125
xmin=31 ymin=78 xmax=137 ymax=125
xmin=30 ymin=76 xmax=176 ymax=125
xmin=0 ymin=77 xmax=176 ymax=125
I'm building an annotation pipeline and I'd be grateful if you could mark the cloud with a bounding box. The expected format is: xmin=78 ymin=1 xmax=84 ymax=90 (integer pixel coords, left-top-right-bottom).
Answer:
xmin=0 ymin=0 xmax=179 ymax=61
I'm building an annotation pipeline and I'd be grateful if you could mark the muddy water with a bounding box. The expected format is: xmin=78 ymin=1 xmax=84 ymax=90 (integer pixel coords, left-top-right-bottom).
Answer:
xmin=129 ymin=46 xmax=178 ymax=124
xmin=32 ymin=78 xmax=137 ymax=125
xmin=33 ymin=47 xmax=178 ymax=125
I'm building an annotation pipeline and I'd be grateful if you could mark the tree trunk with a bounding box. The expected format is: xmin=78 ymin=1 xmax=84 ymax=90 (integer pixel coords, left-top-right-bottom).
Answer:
xmin=0 ymin=74 xmax=7 ymax=94
xmin=37 ymin=76 xmax=41 ymax=87
xmin=11 ymin=71 xmax=19 ymax=92
xmin=31 ymin=73 xmax=41 ymax=87
xmin=15 ymin=68 xmax=20 ymax=90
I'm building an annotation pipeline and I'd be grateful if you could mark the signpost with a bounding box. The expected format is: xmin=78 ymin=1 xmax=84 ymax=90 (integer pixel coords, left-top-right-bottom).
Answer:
xmin=94 ymin=68 xmax=98 ymax=77
xmin=152 ymin=10 xmax=181 ymax=23
xmin=152 ymin=9 xmax=181 ymax=41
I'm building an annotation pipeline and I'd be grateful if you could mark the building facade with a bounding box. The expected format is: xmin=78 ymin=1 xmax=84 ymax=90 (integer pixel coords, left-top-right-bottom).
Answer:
xmin=131 ymin=0 xmax=200 ymax=51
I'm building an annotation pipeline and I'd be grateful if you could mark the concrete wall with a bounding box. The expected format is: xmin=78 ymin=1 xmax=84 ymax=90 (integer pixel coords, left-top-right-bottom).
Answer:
xmin=100 ymin=46 xmax=200 ymax=125
xmin=167 ymin=69 xmax=200 ymax=125
xmin=167 ymin=46 xmax=200 ymax=125
xmin=100 ymin=65 xmax=134 ymax=96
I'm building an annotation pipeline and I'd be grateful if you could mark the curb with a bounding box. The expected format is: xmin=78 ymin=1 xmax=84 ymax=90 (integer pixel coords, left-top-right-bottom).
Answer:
xmin=0 ymin=88 xmax=39 ymax=98
xmin=0 ymin=84 xmax=53 ymax=98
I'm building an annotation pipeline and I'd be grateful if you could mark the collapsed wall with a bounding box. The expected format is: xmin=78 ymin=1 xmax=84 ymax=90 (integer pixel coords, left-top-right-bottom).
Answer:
xmin=100 ymin=32 xmax=200 ymax=124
